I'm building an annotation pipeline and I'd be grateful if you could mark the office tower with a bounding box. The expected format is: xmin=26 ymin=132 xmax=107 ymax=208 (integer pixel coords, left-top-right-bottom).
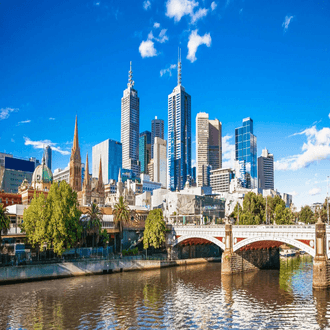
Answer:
xmin=0 ymin=153 xmax=13 ymax=167
xmin=196 ymin=112 xmax=222 ymax=187
xmin=44 ymin=145 xmax=52 ymax=171
xmin=69 ymin=116 xmax=82 ymax=192
xmin=235 ymin=117 xmax=257 ymax=189
xmin=121 ymin=61 xmax=140 ymax=177
xmin=167 ymin=51 xmax=191 ymax=191
xmin=258 ymin=148 xmax=274 ymax=190
xmin=92 ymin=139 xmax=122 ymax=184
xmin=139 ymin=131 xmax=151 ymax=174
xmin=154 ymin=137 xmax=167 ymax=188
xmin=151 ymin=116 xmax=164 ymax=158
xmin=0 ymin=156 xmax=37 ymax=193
xmin=210 ymin=168 xmax=234 ymax=193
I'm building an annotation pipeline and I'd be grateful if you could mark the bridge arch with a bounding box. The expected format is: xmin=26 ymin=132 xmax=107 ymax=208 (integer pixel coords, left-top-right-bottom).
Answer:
xmin=233 ymin=236 xmax=315 ymax=257
xmin=174 ymin=234 xmax=225 ymax=251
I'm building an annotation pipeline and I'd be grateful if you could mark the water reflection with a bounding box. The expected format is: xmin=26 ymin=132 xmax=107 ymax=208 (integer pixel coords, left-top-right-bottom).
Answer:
xmin=0 ymin=256 xmax=329 ymax=329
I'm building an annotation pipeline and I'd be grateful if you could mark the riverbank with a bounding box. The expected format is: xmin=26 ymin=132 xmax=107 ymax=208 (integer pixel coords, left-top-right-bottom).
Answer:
xmin=0 ymin=257 xmax=221 ymax=285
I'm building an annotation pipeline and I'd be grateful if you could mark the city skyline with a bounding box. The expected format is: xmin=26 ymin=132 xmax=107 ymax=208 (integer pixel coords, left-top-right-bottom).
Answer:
xmin=0 ymin=0 xmax=329 ymax=208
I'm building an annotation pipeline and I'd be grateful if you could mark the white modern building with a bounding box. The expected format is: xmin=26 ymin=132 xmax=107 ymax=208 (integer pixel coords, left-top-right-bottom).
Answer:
xmin=53 ymin=163 xmax=85 ymax=186
xmin=153 ymin=137 xmax=167 ymax=188
xmin=210 ymin=168 xmax=234 ymax=193
xmin=121 ymin=62 xmax=140 ymax=177
xmin=140 ymin=174 xmax=162 ymax=194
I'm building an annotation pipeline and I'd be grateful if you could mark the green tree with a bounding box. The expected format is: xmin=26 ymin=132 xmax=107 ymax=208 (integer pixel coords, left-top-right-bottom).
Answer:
xmin=22 ymin=182 xmax=82 ymax=256
xmin=230 ymin=202 xmax=242 ymax=221
xmin=299 ymin=205 xmax=315 ymax=224
xmin=79 ymin=203 xmax=104 ymax=248
xmin=143 ymin=209 xmax=166 ymax=249
xmin=47 ymin=181 xmax=82 ymax=255
xmin=113 ymin=196 xmax=130 ymax=252
xmin=21 ymin=191 xmax=49 ymax=253
xmin=239 ymin=192 xmax=265 ymax=225
xmin=0 ymin=204 xmax=10 ymax=247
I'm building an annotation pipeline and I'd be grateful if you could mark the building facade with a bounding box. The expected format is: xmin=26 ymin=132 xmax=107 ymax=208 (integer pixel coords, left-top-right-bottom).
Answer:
xmin=92 ymin=139 xmax=122 ymax=184
xmin=196 ymin=113 xmax=222 ymax=187
xmin=139 ymin=131 xmax=151 ymax=174
xmin=210 ymin=168 xmax=234 ymax=193
xmin=167 ymin=55 xmax=191 ymax=191
xmin=258 ymin=148 xmax=274 ymax=190
xmin=235 ymin=117 xmax=257 ymax=189
xmin=153 ymin=137 xmax=167 ymax=188
xmin=121 ymin=62 xmax=140 ymax=177
xmin=151 ymin=116 xmax=164 ymax=158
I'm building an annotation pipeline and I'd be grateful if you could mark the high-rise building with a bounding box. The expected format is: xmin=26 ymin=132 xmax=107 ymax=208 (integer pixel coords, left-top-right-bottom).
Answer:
xmin=258 ymin=148 xmax=274 ymax=190
xmin=92 ymin=139 xmax=122 ymax=184
xmin=139 ymin=131 xmax=151 ymax=174
xmin=210 ymin=168 xmax=234 ymax=193
xmin=151 ymin=116 xmax=164 ymax=158
xmin=69 ymin=116 xmax=82 ymax=192
xmin=235 ymin=117 xmax=257 ymax=189
xmin=121 ymin=62 xmax=140 ymax=177
xmin=154 ymin=137 xmax=167 ymax=188
xmin=44 ymin=145 xmax=52 ymax=171
xmin=167 ymin=52 xmax=191 ymax=191
xmin=196 ymin=112 xmax=222 ymax=187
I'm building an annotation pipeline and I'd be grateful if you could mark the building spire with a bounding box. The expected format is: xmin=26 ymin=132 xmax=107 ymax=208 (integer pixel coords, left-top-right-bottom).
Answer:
xmin=98 ymin=156 xmax=103 ymax=184
xmin=73 ymin=115 xmax=79 ymax=151
xmin=118 ymin=168 xmax=122 ymax=182
xmin=128 ymin=61 xmax=134 ymax=88
xmin=177 ymin=47 xmax=182 ymax=86
xmin=83 ymin=153 xmax=90 ymax=188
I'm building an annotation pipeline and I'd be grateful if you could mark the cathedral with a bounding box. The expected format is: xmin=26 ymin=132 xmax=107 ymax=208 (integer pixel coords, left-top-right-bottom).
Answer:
xmin=69 ymin=116 xmax=105 ymax=206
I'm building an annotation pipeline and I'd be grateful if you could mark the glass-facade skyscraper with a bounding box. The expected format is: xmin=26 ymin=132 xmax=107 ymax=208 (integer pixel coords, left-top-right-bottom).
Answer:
xmin=44 ymin=145 xmax=52 ymax=171
xmin=139 ymin=131 xmax=151 ymax=174
xmin=121 ymin=62 xmax=140 ymax=177
xmin=235 ymin=117 xmax=257 ymax=189
xmin=167 ymin=55 xmax=191 ymax=191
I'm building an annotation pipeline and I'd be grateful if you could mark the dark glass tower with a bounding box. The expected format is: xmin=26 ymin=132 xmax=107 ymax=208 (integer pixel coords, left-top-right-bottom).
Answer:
xmin=151 ymin=116 xmax=164 ymax=158
xmin=235 ymin=117 xmax=257 ymax=189
xmin=139 ymin=131 xmax=151 ymax=174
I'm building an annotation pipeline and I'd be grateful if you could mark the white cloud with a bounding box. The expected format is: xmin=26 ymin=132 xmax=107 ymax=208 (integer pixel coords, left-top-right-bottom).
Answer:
xmin=24 ymin=137 xmax=70 ymax=155
xmin=239 ymin=8 xmax=243 ymax=15
xmin=289 ymin=191 xmax=299 ymax=197
xmin=93 ymin=1 xmax=100 ymax=5
xmin=328 ymin=113 xmax=330 ymax=119
xmin=191 ymin=159 xmax=196 ymax=167
xmin=211 ymin=1 xmax=217 ymax=11
xmin=222 ymin=135 xmax=235 ymax=168
xmin=309 ymin=187 xmax=321 ymax=196
xmin=187 ymin=29 xmax=211 ymax=62
xmin=191 ymin=7 xmax=208 ymax=24
xmin=165 ymin=0 xmax=198 ymax=22
xmin=275 ymin=125 xmax=330 ymax=171
xmin=153 ymin=22 xmax=160 ymax=28
xmin=17 ymin=119 xmax=31 ymax=125
xmin=0 ymin=107 xmax=18 ymax=120
xmin=139 ymin=39 xmax=157 ymax=58
xmin=282 ymin=15 xmax=294 ymax=33
xmin=157 ymin=29 xmax=169 ymax=43
xmin=160 ymin=64 xmax=177 ymax=77
xmin=49 ymin=117 xmax=55 ymax=120
xmin=143 ymin=0 xmax=151 ymax=10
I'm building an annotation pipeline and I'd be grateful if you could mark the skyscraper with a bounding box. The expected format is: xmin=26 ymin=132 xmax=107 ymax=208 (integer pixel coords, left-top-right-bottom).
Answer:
xmin=121 ymin=62 xmax=140 ymax=177
xmin=151 ymin=116 xmax=164 ymax=158
xmin=92 ymin=139 xmax=122 ymax=184
xmin=196 ymin=112 xmax=222 ymax=187
xmin=258 ymin=148 xmax=274 ymax=190
xmin=139 ymin=131 xmax=151 ymax=174
xmin=235 ymin=117 xmax=257 ymax=189
xmin=167 ymin=51 xmax=191 ymax=191
xmin=44 ymin=145 xmax=52 ymax=171
xmin=153 ymin=137 xmax=167 ymax=188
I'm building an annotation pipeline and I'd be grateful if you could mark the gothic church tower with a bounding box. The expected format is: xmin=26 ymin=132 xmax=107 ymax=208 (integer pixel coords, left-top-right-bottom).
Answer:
xmin=70 ymin=116 xmax=82 ymax=191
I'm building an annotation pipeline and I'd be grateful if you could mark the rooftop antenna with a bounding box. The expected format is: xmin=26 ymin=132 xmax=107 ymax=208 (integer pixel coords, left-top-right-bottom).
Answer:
xmin=128 ymin=61 xmax=134 ymax=88
xmin=177 ymin=47 xmax=182 ymax=86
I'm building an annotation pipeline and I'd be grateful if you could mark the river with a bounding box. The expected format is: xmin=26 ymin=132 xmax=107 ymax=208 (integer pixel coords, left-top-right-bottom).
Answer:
xmin=0 ymin=255 xmax=329 ymax=329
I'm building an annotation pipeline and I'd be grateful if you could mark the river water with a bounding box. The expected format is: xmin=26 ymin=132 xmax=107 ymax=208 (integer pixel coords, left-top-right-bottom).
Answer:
xmin=0 ymin=256 xmax=329 ymax=329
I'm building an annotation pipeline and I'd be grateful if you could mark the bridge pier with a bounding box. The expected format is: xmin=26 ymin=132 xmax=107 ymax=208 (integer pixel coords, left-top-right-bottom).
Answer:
xmin=221 ymin=223 xmax=234 ymax=274
xmin=313 ymin=217 xmax=329 ymax=290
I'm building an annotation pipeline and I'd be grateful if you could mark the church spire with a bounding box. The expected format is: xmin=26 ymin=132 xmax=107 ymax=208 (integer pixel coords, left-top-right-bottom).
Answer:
xmin=98 ymin=157 xmax=103 ymax=185
xmin=83 ymin=153 xmax=90 ymax=188
xmin=118 ymin=168 xmax=122 ymax=183
xmin=73 ymin=115 xmax=79 ymax=151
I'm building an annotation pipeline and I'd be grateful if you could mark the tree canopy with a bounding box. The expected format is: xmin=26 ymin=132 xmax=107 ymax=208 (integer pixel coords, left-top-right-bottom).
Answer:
xmin=299 ymin=205 xmax=315 ymax=224
xmin=143 ymin=209 xmax=166 ymax=249
xmin=22 ymin=181 xmax=82 ymax=255
xmin=0 ymin=204 xmax=10 ymax=246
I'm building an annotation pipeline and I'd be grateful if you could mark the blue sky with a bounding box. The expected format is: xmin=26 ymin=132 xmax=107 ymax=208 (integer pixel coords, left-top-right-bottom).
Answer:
xmin=0 ymin=0 xmax=329 ymax=209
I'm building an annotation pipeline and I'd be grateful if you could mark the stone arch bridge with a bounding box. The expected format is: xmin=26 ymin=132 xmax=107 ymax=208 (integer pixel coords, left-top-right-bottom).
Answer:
xmin=166 ymin=221 xmax=330 ymax=289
